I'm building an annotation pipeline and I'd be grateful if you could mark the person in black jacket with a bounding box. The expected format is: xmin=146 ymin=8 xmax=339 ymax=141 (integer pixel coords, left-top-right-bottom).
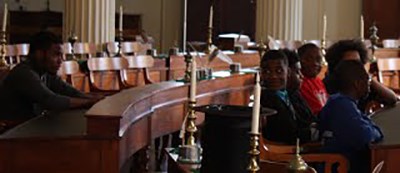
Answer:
xmin=260 ymin=50 xmax=315 ymax=144
xmin=0 ymin=31 xmax=103 ymax=127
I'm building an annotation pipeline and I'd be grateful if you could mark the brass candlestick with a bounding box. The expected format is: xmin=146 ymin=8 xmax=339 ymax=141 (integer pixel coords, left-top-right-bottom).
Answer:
xmin=247 ymin=132 xmax=260 ymax=173
xmin=287 ymin=139 xmax=309 ymax=173
xmin=115 ymin=30 xmax=124 ymax=57
xmin=320 ymin=38 xmax=328 ymax=66
xmin=369 ymin=22 xmax=379 ymax=63
xmin=183 ymin=47 xmax=193 ymax=82
xmin=178 ymin=100 xmax=201 ymax=164
xmin=205 ymin=26 xmax=213 ymax=54
xmin=0 ymin=31 xmax=8 ymax=68
xmin=67 ymin=31 xmax=78 ymax=60
xmin=186 ymin=101 xmax=198 ymax=146
xmin=257 ymin=39 xmax=268 ymax=58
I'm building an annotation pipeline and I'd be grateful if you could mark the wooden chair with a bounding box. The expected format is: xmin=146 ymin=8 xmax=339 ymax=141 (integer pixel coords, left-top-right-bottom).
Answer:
xmin=105 ymin=42 xmax=119 ymax=57
xmin=106 ymin=42 xmax=149 ymax=57
xmin=376 ymin=57 xmax=400 ymax=93
xmin=259 ymin=138 xmax=349 ymax=173
xmin=382 ymin=39 xmax=399 ymax=48
xmin=5 ymin=45 xmax=16 ymax=66
xmin=63 ymin=42 xmax=96 ymax=60
xmin=14 ymin=43 xmax=29 ymax=63
xmin=73 ymin=42 xmax=96 ymax=59
xmin=87 ymin=57 xmax=129 ymax=93
xmin=122 ymin=55 xmax=155 ymax=87
xmin=57 ymin=60 xmax=80 ymax=85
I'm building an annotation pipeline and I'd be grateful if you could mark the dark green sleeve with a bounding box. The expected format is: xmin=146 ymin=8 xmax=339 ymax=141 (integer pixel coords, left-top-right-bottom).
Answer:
xmin=10 ymin=69 xmax=71 ymax=110
xmin=46 ymin=74 xmax=87 ymax=98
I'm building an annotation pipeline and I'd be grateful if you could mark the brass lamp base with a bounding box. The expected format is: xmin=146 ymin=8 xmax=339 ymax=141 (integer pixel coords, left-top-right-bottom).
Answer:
xmin=177 ymin=144 xmax=202 ymax=164
xmin=0 ymin=31 xmax=9 ymax=68
xmin=247 ymin=132 xmax=260 ymax=173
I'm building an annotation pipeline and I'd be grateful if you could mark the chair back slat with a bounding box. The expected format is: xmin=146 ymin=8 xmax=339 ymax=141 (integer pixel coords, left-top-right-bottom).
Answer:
xmin=125 ymin=55 xmax=154 ymax=69
xmin=88 ymin=57 xmax=128 ymax=71
xmin=5 ymin=45 xmax=16 ymax=57
xmin=15 ymin=44 xmax=29 ymax=56
xmin=377 ymin=58 xmax=400 ymax=71
xmin=58 ymin=60 xmax=80 ymax=75
xmin=63 ymin=43 xmax=73 ymax=54
xmin=74 ymin=42 xmax=96 ymax=55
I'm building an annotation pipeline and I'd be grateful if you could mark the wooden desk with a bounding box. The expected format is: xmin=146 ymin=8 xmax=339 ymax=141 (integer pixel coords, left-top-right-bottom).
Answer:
xmin=371 ymin=103 xmax=400 ymax=173
xmin=375 ymin=48 xmax=400 ymax=59
xmin=0 ymin=71 xmax=254 ymax=173
xmin=168 ymin=51 xmax=260 ymax=80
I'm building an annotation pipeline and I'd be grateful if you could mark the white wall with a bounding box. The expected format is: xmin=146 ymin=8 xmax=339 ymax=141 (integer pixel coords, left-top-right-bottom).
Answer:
xmin=302 ymin=0 xmax=362 ymax=40
xmin=117 ymin=0 xmax=182 ymax=53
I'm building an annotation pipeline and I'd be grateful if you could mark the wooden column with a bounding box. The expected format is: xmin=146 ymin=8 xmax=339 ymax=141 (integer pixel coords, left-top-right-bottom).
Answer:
xmin=63 ymin=0 xmax=115 ymax=44
xmin=256 ymin=0 xmax=303 ymax=41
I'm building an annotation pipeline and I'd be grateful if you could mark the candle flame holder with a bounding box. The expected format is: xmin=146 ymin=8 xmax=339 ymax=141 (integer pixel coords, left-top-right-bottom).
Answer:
xmin=115 ymin=30 xmax=124 ymax=57
xmin=321 ymin=38 xmax=328 ymax=66
xmin=186 ymin=101 xmax=198 ymax=146
xmin=247 ymin=132 xmax=260 ymax=173
xmin=369 ymin=23 xmax=379 ymax=63
xmin=257 ymin=39 xmax=268 ymax=58
xmin=205 ymin=26 xmax=213 ymax=54
xmin=0 ymin=31 xmax=8 ymax=68
xmin=287 ymin=139 xmax=309 ymax=173
xmin=67 ymin=31 xmax=78 ymax=60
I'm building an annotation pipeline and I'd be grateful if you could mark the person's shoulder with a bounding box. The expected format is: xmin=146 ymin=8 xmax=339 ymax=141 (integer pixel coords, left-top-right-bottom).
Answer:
xmin=325 ymin=94 xmax=358 ymax=112
xmin=6 ymin=62 xmax=38 ymax=80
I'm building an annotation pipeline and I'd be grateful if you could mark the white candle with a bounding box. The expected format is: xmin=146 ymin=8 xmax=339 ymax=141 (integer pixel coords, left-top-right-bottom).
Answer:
xmin=183 ymin=0 xmax=187 ymax=53
xmin=119 ymin=5 xmax=123 ymax=31
xmin=251 ymin=72 xmax=261 ymax=134
xmin=190 ymin=59 xmax=197 ymax=102
xmin=322 ymin=14 xmax=327 ymax=40
xmin=208 ymin=5 xmax=213 ymax=29
xmin=2 ymin=3 xmax=7 ymax=32
xmin=360 ymin=15 xmax=364 ymax=39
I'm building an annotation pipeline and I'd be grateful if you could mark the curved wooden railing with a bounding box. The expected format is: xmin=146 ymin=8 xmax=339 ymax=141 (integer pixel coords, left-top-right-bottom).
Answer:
xmin=0 ymin=71 xmax=255 ymax=173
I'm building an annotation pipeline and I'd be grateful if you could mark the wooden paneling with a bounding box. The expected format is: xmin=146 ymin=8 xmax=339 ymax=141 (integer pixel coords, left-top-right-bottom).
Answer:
xmin=363 ymin=0 xmax=400 ymax=39
xmin=9 ymin=11 xmax=63 ymax=44
xmin=7 ymin=11 xmax=142 ymax=44
xmin=187 ymin=0 xmax=256 ymax=42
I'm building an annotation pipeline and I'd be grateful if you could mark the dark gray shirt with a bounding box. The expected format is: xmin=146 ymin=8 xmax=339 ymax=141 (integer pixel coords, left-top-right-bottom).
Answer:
xmin=0 ymin=61 xmax=86 ymax=120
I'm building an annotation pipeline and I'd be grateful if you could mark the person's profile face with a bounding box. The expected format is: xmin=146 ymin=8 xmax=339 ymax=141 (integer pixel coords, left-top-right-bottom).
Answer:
xmin=287 ymin=62 xmax=303 ymax=91
xmin=300 ymin=47 xmax=322 ymax=78
xmin=261 ymin=59 xmax=288 ymax=91
xmin=43 ymin=44 xmax=63 ymax=75
xmin=355 ymin=73 xmax=371 ymax=99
